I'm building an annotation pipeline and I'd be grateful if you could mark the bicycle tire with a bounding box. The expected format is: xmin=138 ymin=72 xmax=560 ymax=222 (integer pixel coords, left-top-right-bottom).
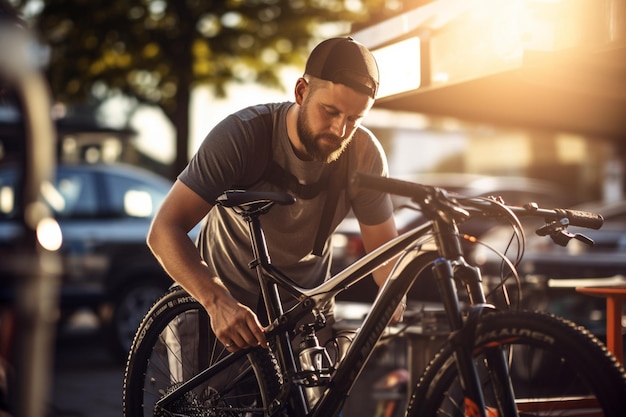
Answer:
xmin=122 ymin=286 xmax=283 ymax=417
xmin=407 ymin=310 xmax=626 ymax=417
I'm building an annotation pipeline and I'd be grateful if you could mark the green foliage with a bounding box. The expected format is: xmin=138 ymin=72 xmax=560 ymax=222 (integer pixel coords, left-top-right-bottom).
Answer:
xmin=32 ymin=0 xmax=385 ymax=112
xmin=23 ymin=0 xmax=390 ymax=173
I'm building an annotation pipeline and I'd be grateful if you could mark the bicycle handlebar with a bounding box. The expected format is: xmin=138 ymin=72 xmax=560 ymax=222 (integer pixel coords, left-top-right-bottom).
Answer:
xmin=352 ymin=172 xmax=604 ymax=230
xmin=352 ymin=171 xmax=435 ymax=202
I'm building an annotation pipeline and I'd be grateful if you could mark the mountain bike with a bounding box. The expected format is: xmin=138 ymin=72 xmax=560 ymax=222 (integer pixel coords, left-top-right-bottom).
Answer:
xmin=123 ymin=172 xmax=626 ymax=416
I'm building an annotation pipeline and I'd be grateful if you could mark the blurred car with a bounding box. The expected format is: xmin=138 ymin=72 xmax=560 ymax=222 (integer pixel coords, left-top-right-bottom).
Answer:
xmin=0 ymin=162 xmax=188 ymax=359
xmin=331 ymin=173 xmax=571 ymax=302
xmin=469 ymin=199 xmax=626 ymax=335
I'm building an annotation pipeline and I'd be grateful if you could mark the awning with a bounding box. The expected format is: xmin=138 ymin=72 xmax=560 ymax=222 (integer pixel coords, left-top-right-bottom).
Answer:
xmin=352 ymin=0 xmax=626 ymax=139
xmin=373 ymin=43 xmax=626 ymax=139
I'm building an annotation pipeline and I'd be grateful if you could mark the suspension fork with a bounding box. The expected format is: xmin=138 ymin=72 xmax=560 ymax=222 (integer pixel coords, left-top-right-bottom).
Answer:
xmin=456 ymin=261 xmax=519 ymax=417
xmin=432 ymin=220 xmax=519 ymax=417
xmin=433 ymin=258 xmax=489 ymax=416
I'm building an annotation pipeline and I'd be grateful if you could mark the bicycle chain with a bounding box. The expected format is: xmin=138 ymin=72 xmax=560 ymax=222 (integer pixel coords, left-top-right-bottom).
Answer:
xmin=153 ymin=383 xmax=263 ymax=417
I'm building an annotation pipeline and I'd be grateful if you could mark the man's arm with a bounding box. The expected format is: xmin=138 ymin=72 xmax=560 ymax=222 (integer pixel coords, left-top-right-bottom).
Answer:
xmin=359 ymin=216 xmax=398 ymax=286
xmin=146 ymin=180 xmax=266 ymax=350
xmin=359 ymin=216 xmax=405 ymax=322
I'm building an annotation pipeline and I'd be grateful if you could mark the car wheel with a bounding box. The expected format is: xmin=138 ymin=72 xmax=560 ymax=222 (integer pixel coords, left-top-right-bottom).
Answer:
xmin=100 ymin=278 xmax=169 ymax=361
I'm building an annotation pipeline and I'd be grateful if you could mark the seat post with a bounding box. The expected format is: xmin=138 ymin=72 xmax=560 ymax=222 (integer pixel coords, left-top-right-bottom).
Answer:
xmin=242 ymin=214 xmax=278 ymax=320
xmin=245 ymin=213 xmax=272 ymax=269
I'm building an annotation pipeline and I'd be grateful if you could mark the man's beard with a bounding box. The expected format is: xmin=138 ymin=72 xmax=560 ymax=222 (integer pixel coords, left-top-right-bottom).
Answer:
xmin=296 ymin=106 xmax=351 ymax=164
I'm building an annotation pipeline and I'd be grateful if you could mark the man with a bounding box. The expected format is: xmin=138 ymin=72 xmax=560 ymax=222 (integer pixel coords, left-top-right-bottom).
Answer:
xmin=147 ymin=37 xmax=400 ymax=353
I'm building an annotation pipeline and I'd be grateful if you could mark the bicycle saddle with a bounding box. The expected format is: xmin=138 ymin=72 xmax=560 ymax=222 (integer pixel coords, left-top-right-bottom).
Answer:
xmin=216 ymin=190 xmax=296 ymax=209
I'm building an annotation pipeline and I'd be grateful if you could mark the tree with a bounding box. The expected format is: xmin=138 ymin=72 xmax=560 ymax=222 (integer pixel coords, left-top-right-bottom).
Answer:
xmin=23 ymin=0 xmax=391 ymax=178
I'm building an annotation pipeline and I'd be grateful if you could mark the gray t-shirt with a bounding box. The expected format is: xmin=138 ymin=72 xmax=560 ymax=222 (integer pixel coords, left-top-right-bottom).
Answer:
xmin=179 ymin=102 xmax=392 ymax=309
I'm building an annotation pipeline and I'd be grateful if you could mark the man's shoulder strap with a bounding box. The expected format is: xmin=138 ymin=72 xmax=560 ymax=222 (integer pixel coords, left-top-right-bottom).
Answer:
xmin=255 ymin=109 xmax=349 ymax=257
xmin=312 ymin=153 xmax=349 ymax=256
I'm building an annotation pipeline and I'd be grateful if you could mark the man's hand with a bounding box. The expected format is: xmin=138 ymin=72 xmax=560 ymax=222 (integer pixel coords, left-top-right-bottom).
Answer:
xmin=391 ymin=296 xmax=407 ymax=324
xmin=206 ymin=294 xmax=267 ymax=351
xmin=359 ymin=216 xmax=402 ymax=324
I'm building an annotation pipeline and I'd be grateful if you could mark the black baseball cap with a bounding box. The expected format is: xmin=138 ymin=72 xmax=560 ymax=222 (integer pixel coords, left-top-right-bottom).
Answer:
xmin=304 ymin=37 xmax=379 ymax=98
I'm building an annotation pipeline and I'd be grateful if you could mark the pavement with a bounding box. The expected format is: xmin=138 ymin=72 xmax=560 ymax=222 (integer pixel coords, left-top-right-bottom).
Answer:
xmin=49 ymin=312 xmax=124 ymax=417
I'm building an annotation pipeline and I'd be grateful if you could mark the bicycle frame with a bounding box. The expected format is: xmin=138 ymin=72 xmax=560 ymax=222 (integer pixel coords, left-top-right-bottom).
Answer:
xmin=155 ymin=197 xmax=518 ymax=417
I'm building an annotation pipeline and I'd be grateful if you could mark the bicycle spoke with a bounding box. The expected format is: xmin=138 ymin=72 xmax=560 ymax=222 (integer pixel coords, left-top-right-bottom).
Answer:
xmin=410 ymin=311 xmax=626 ymax=417
xmin=124 ymin=290 xmax=276 ymax=417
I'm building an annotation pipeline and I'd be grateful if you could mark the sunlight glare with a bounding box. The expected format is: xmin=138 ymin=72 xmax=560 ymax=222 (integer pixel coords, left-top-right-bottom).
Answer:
xmin=37 ymin=217 xmax=63 ymax=252
xmin=372 ymin=37 xmax=420 ymax=98
xmin=124 ymin=190 xmax=153 ymax=217
xmin=0 ymin=186 xmax=13 ymax=215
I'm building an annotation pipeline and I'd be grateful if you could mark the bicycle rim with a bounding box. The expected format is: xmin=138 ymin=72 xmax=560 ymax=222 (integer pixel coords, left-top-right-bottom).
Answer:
xmin=408 ymin=310 xmax=626 ymax=417
xmin=123 ymin=287 xmax=281 ymax=417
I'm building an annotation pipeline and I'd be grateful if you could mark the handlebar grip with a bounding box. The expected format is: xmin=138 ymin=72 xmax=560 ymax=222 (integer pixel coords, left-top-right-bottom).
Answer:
xmin=352 ymin=172 xmax=435 ymax=200
xmin=561 ymin=209 xmax=604 ymax=229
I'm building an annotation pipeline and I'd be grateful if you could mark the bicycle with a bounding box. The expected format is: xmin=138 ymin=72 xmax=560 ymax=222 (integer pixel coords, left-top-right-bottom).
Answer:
xmin=123 ymin=172 xmax=626 ymax=416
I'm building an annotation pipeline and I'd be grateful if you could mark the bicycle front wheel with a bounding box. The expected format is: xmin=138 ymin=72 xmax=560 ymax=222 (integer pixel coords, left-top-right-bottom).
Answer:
xmin=407 ymin=310 xmax=626 ymax=417
xmin=122 ymin=286 xmax=282 ymax=417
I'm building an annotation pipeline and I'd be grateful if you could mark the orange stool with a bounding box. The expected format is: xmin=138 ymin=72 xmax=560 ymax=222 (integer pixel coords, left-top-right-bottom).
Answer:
xmin=576 ymin=285 xmax=626 ymax=364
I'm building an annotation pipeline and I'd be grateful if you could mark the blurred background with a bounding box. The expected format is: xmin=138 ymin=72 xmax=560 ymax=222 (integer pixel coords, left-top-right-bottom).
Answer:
xmin=0 ymin=0 xmax=624 ymax=416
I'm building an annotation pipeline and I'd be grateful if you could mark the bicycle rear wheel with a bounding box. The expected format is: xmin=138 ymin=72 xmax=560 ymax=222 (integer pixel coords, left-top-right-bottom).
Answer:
xmin=122 ymin=286 xmax=282 ymax=417
xmin=407 ymin=310 xmax=626 ymax=417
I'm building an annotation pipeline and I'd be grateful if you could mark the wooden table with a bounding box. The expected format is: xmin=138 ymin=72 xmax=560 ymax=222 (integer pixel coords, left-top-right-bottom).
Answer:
xmin=576 ymin=285 xmax=626 ymax=364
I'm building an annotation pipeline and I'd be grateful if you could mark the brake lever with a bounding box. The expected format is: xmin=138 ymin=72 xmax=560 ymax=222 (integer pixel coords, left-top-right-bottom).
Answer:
xmin=551 ymin=230 xmax=595 ymax=247
xmin=573 ymin=233 xmax=595 ymax=246
xmin=536 ymin=218 xmax=595 ymax=247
